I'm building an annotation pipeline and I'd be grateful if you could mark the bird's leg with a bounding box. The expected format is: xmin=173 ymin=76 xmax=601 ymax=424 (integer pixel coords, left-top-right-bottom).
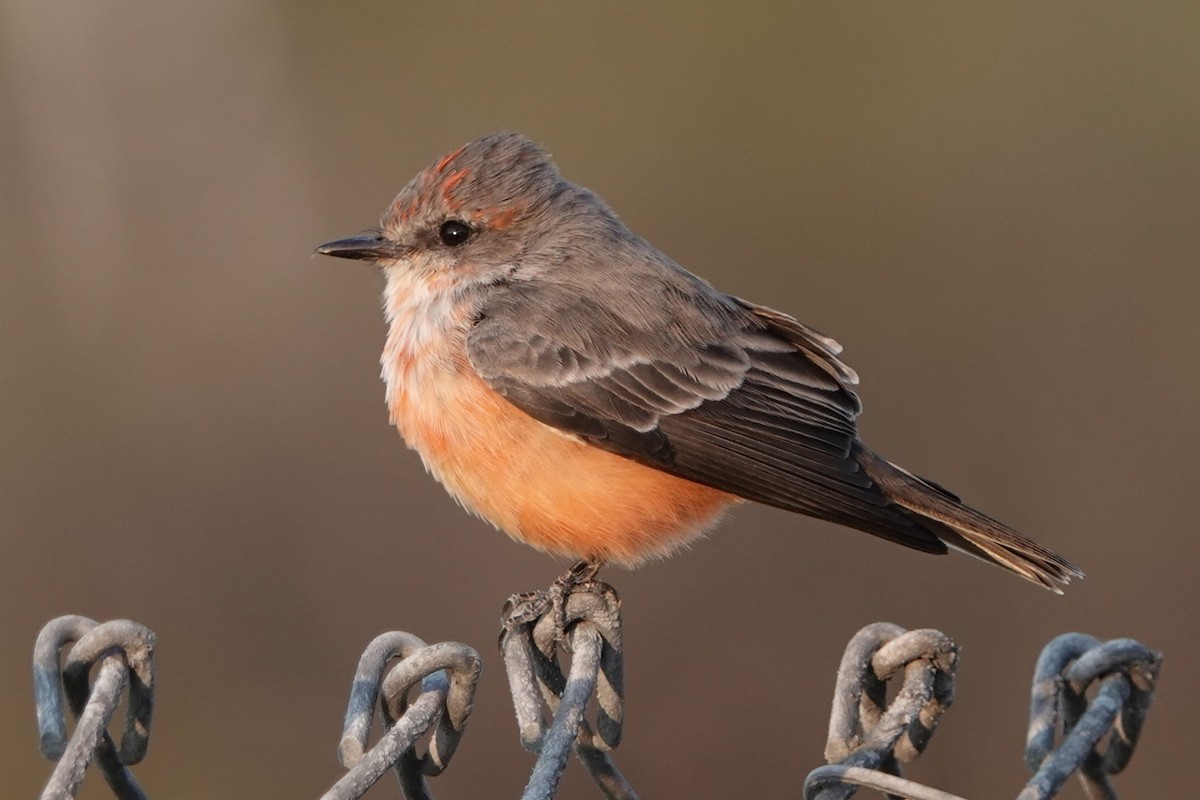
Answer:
xmin=556 ymin=558 xmax=603 ymax=590
xmin=544 ymin=559 xmax=604 ymax=638
xmin=502 ymin=559 xmax=605 ymax=639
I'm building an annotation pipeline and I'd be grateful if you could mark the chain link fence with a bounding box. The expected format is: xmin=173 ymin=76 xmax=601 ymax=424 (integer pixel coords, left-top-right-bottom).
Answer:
xmin=31 ymin=584 xmax=1161 ymax=799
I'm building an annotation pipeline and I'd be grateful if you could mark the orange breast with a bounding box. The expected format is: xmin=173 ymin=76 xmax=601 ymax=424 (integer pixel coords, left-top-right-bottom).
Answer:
xmin=390 ymin=358 xmax=737 ymax=566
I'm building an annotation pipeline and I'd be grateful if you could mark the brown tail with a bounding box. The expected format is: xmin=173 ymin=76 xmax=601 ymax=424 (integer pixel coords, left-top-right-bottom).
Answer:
xmin=855 ymin=446 xmax=1084 ymax=593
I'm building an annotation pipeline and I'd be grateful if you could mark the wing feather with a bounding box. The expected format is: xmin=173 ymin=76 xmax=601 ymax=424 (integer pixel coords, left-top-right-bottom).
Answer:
xmin=468 ymin=276 xmax=945 ymax=553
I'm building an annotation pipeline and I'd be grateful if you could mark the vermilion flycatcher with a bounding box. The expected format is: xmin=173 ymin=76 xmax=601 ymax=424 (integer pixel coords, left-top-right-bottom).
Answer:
xmin=318 ymin=133 xmax=1082 ymax=592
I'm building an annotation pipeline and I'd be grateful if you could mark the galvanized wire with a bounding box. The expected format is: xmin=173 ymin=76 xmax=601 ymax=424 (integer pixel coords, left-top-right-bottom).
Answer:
xmin=1020 ymin=633 xmax=1162 ymax=800
xmin=804 ymin=765 xmax=968 ymax=800
xmin=500 ymin=581 xmax=637 ymax=800
xmin=33 ymin=616 xmax=157 ymax=800
xmin=28 ymin=608 xmax=1163 ymax=800
xmin=806 ymin=622 xmax=959 ymax=800
xmin=321 ymin=632 xmax=482 ymax=800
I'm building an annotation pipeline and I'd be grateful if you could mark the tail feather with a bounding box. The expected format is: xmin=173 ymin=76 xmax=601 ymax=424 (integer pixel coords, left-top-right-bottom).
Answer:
xmin=855 ymin=446 xmax=1084 ymax=593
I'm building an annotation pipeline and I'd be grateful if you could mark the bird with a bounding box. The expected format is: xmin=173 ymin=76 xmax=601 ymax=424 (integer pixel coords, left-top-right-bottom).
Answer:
xmin=317 ymin=132 xmax=1082 ymax=593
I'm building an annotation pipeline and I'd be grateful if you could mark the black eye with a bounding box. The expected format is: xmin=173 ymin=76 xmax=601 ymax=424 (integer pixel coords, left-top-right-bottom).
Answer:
xmin=438 ymin=220 xmax=473 ymax=247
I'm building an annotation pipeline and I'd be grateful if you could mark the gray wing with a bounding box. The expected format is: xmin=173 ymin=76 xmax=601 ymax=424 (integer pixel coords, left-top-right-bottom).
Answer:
xmin=466 ymin=277 xmax=946 ymax=553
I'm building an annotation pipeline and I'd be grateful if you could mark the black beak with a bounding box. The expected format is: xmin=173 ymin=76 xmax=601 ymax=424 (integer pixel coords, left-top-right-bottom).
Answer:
xmin=315 ymin=232 xmax=405 ymax=262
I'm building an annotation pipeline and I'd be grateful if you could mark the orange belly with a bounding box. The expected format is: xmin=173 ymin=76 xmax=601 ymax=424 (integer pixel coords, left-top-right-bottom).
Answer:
xmin=390 ymin=361 xmax=737 ymax=566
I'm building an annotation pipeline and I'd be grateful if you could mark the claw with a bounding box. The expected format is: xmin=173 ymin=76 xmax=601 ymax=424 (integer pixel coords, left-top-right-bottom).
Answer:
xmin=500 ymin=560 xmax=605 ymax=643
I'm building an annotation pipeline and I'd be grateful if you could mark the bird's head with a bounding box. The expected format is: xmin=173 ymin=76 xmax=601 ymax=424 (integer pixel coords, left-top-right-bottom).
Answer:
xmin=317 ymin=132 xmax=574 ymax=288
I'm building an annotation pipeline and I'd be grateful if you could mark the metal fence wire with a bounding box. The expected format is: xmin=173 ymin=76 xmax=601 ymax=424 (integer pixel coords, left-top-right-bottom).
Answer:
xmin=322 ymin=632 xmax=482 ymax=800
xmin=499 ymin=581 xmax=633 ymax=800
xmin=32 ymin=589 xmax=1162 ymax=799
xmin=33 ymin=616 xmax=156 ymax=800
xmin=1020 ymin=633 xmax=1163 ymax=800
xmin=804 ymin=623 xmax=959 ymax=800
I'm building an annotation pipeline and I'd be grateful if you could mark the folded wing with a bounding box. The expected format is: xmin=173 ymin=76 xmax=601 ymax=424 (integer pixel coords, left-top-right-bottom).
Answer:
xmin=467 ymin=277 xmax=947 ymax=554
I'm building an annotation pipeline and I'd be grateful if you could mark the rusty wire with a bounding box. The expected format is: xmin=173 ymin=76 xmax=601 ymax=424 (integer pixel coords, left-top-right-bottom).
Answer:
xmin=320 ymin=631 xmax=482 ymax=800
xmin=1020 ymin=633 xmax=1162 ymax=800
xmin=804 ymin=622 xmax=959 ymax=800
xmin=33 ymin=615 xmax=157 ymax=800
xmin=500 ymin=581 xmax=637 ymax=800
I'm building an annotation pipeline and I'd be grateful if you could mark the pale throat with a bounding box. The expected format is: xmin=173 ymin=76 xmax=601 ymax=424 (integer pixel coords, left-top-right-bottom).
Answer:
xmin=379 ymin=268 xmax=475 ymax=428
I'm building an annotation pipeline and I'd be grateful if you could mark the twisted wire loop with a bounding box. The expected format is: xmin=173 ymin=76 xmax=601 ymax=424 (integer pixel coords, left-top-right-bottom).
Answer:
xmin=500 ymin=582 xmax=638 ymax=800
xmin=33 ymin=616 xmax=157 ymax=800
xmin=804 ymin=622 xmax=960 ymax=800
xmin=321 ymin=632 xmax=482 ymax=800
xmin=1020 ymin=633 xmax=1162 ymax=800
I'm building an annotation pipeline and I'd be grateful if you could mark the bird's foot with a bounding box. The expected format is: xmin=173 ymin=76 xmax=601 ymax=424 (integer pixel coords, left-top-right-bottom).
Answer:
xmin=502 ymin=559 xmax=604 ymax=642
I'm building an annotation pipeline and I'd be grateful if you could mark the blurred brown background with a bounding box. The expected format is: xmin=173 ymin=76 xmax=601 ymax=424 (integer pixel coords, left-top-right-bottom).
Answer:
xmin=2 ymin=2 xmax=1197 ymax=797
